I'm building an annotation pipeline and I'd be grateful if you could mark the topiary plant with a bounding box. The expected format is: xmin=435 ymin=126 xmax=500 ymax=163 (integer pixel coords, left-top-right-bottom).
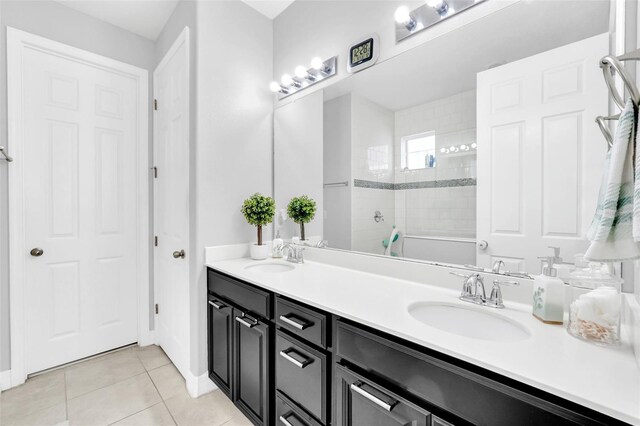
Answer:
xmin=287 ymin=195 xmax=317 ymax=241
xmin=241 ymin=193 xmax=276 ymax=246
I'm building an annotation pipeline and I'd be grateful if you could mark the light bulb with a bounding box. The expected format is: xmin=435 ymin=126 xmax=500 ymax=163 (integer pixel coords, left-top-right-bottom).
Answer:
xmin=471 ymin=142 xmax=477 ymax=149
xmin=460 ymin=144 xmax=468 ymax=151
xmin=281 ymin=74 xmax=293 ymax=86
xmin=295 ymin=66 xmax=307 ymax=79
xmin=394 ymin=6 xmax=411 ymax=24
xmin=269 ymin=81 xmax=281 ymax=93
xmin=440 ymin=147 xmax=447 ymax=153
xmin=310 ymin=57 xmax=324 ymax=70
xmin=426 ymin=0 xmax=449 ymax=15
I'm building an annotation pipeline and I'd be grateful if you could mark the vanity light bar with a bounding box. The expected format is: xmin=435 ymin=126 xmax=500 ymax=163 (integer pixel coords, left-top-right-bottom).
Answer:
xmin=270 ymin=56 xmax=337 ymax=99
xmin=395 ymin=0 xmax=487 ymax=42
xmin=440 ymin=142 xmax=477 ymax=154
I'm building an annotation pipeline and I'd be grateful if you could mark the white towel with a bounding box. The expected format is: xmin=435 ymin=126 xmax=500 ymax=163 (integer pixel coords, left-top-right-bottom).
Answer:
xmin=586 ymin=98 xmax=640 ymax=261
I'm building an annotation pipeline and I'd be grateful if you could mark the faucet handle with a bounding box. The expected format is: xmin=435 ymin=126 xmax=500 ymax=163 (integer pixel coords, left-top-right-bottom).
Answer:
xmin=487 ymin=279 xmax=520 ymax=309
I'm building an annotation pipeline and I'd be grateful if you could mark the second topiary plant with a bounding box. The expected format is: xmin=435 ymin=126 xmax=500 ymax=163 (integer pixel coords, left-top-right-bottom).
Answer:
xmin=287 ymin=195 xmax=317 ymax=241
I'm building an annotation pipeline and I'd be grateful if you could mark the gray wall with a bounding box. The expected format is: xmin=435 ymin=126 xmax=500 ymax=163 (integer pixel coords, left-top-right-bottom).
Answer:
xmin=0 ymin=0 xmax=155 ymax=373
xmin=192 ymin=0 xmax=273 ymax=376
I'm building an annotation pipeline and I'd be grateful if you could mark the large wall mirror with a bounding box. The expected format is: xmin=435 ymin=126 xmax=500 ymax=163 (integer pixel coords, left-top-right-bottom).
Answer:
xmin=274 ymin=0 xmax=610 ymax=277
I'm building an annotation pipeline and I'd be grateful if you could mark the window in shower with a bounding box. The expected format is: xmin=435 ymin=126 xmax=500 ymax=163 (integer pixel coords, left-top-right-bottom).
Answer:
xmin=401 ymin=131 xmax=436 ymax=170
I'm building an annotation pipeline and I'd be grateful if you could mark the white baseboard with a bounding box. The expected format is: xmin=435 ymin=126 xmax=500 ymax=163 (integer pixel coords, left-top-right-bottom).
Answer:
xmin=138 ymin=330 xmax=156 ymax=347
xmin=185 ymin=370 xmax=217 ymax=398
xmin=1 ymin=369 xmax=12 ymax=391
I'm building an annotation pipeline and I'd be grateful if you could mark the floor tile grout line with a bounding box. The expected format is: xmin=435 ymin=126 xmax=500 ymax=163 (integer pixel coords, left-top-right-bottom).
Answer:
xmin=63 ymin=369 xmax=69 ymax=423
xmin=146 ymin=370 xmax=179 ymax=426
xmin=105 ymin=401 xmax=167 ymax=426
xmin=66 ymin=371 xmax=149 ymax=403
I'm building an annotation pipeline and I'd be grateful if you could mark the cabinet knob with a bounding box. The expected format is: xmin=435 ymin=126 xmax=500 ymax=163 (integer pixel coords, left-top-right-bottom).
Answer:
xmin=173 ymin=249 xmax=185 ymax=259
xmin=30 ymin=248 xmax=44 ymax=257
xmin=477 ymin=240 xmax=489 ymax=250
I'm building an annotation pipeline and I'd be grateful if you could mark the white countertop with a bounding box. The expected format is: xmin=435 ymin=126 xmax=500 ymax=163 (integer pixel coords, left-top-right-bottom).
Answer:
xmin=205 ymin=248 xmax=640 ymax=425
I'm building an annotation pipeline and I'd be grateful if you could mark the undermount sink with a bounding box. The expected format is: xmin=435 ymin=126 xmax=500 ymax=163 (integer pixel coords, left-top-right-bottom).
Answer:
xmin=408 ymin=302 xmax=530 ymax=342
xmin=244 ymin=262 xmax=295 ymax=273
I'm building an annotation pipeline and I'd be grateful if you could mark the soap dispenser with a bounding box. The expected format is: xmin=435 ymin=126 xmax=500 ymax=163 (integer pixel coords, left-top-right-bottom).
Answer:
xmin=532 ymin=250 xmax=565 ymax=324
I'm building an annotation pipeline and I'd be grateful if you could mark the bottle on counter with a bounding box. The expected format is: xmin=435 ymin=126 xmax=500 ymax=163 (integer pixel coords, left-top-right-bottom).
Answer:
xmin=532 ymin=255 xmax=565 ymax=324
xmin=567 ymin=256 xmax=623 ymax=346
xmin=272 ymin=231 xmax=284 ymax=258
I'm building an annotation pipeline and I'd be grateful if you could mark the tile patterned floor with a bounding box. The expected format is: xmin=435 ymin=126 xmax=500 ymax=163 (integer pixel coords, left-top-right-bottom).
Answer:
xmin=0 ymin=346 xmax=251 ymax=426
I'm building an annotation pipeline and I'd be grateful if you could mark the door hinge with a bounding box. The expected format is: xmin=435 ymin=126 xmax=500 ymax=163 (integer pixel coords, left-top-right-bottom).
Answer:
xmin=155 ymin=304 xmax=159 ymax=314
xmin=151 ymin=167 xmax=158 ymax=178
xmin=154 ymin=236 xmax=158 ymax=247
xmin=154 ymin=99 xmax=158 ymax=110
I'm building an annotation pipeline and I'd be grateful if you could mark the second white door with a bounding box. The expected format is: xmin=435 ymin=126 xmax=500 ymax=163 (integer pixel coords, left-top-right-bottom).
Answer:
xmin=476 ymin=33 xmax=609 ymax=273
xmin=153 ymin=28 xmax=191 ymax=379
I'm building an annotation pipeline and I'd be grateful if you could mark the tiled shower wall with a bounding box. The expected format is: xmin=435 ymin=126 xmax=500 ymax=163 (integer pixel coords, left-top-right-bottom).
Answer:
xmin=350 ymin=95 xmax=396 ymax=254
xmin=394 ymin=90 xmax=477 ymax=239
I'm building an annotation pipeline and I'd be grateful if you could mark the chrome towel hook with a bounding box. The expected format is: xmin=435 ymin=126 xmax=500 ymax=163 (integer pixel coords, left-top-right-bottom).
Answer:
xmin=600 ymin=55 xmax=640 ymax=109
xmin=595 ymin=114 xmax=620 ymax=150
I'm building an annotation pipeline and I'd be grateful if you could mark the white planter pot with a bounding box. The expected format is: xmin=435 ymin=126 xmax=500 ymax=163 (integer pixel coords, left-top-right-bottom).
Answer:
xmin=250 ymin=244 xmax=269 ymax=260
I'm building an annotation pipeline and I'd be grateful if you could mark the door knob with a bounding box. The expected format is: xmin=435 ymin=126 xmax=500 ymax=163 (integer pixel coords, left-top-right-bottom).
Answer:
xmin=173 ymin=249 xmax=185 ymax=259
xmin=478 ymin=240 xmax=489 ymax=250
xmin=30 ymin=248 xmax=44 ymax=257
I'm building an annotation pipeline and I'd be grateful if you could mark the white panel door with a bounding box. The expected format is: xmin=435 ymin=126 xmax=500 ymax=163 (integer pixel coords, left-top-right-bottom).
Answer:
xmin=153 ymin=29 xmax=190 ymax=378
xmin=477 ymin=33 xmax=608 ymax=274
xmin=20 ymin=36 xmax=141 ymax=373
xmin=274 ymin=91 xmax=324 ymax=240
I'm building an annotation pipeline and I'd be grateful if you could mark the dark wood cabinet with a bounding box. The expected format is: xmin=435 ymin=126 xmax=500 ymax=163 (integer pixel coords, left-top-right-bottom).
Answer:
xmin=207 ymin=269 xmax=273 ymax=426
xmin=234 ymin=312 xmax=271 ymax=425
xmin=335 ymin=364 xmax=432 ymax=426
xmin=207 ymin=267 xmax=629 ymax=426
xmin=207 ymin=295 xmax=233 ymax=396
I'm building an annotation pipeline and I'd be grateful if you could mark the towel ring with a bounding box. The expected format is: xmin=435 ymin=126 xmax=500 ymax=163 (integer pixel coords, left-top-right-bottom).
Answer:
xmin=601 ymin=56 xmax=640 ymax=110
xmin=595 ymin=114 xmax=620 ymax=149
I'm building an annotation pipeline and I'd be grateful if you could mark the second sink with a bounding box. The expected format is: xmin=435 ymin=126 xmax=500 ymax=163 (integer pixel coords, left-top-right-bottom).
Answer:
xmin=244 ymin=262 xmax=296 ymax=273
xmin=408 ymin=302 xmax=530 ymax=342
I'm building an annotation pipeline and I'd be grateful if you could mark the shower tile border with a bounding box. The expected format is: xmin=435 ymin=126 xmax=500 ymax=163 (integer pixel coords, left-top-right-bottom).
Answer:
xmin=353 ymin=178 xmax=476 ymax=190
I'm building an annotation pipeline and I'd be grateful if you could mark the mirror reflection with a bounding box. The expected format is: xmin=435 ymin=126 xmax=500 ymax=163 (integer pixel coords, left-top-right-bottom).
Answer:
xmin=274 ymin=0 xmax=610 ymax=276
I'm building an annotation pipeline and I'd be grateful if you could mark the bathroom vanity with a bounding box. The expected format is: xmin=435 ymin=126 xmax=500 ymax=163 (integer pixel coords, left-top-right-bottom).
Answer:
xmin=205 ymin=247 xmax=639 ymax=426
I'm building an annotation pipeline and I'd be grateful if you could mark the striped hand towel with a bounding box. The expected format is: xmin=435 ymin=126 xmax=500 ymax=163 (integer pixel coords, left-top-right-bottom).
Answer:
xmin=586 ymin=98 xmax=640 ymax=261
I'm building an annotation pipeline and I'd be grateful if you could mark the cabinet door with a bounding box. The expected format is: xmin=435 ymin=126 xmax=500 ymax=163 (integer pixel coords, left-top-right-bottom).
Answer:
xmin=336 ymin=365 xmax=431 ymax=426
xmin=234 ymin=311 xmax=271 ymax=426
xmin=207 ymin=296 xmax=233 ymax=396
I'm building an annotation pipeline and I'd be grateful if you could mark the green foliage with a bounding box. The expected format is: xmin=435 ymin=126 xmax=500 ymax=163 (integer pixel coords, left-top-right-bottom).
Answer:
xmin=287 ymin=195 xmax=317 ymax=224
xmin=241 ymin=193 xmax=276 ymax=227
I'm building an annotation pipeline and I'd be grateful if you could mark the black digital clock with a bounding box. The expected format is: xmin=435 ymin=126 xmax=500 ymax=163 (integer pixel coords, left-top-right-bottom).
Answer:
xmin=347 ymin=34 xmax=379 ymax=73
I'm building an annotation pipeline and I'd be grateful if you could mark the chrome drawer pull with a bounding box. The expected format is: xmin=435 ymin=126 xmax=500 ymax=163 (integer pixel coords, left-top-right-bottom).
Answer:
xmin=235 ymin=316 xmax=257 ymax=328
xmin=350 ymin=382 xmax=397 ymax=412
xmin=279 ymin=349 xmax=313 ymax=369
xmin=279 ymin=314 xmax=311 ymax=330
xmin=208 ymin=300 xmax=225 ymax=310
xmin=279 ymin=412 xmax=306 ymax=426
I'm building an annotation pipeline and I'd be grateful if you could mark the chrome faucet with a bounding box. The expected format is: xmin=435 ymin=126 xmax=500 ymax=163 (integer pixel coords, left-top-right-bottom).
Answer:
xmin=487 ymin=279 xmax=520 ymax=309
xmin=492 ymin=260 xmax=505 ymax=274
xmin=451 ymin=272 xmax=486 ymax=305
xmin=451 ymin=272 xmax=520 ymax=309
xmin=282 ymin=243 xmax=304 ymax=264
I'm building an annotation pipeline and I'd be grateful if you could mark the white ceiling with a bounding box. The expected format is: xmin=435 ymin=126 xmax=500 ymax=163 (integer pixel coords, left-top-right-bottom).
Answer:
xmin=53 ymin=0 xmax=294 ymax=41
xmin=240 ymin=0 xmax=295 ymax=19
xmin=53 ymin=0 xmax=180 ymax=40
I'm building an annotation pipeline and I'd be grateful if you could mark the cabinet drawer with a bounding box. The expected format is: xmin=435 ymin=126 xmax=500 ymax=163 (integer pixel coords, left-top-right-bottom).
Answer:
xmin=208 ymin=268 xmax=271 ymax=319
xmin=336 ymin=364 xmax=431 ymax=426
xmin=276 ymin=393 xmax=322 ymax=426
xmin=276 ymin=330 xmax=327 ymax=424
xmin=276 ymin=296 xmax=327 ymax=348
xmin=337 ymin=320 xmax=608 ymax=426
